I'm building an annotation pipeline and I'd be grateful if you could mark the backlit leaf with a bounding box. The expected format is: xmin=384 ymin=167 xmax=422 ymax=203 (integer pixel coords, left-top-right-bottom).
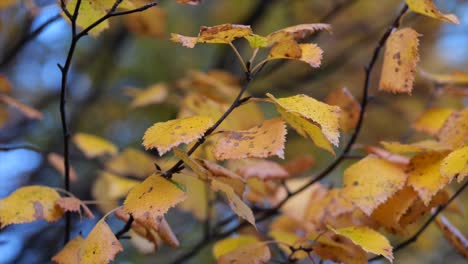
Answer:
xmin=440 ymin=146 xmax=468 ymax=183
xmin=127 ymin=83 xmax=168 ymax=108
xmin=267 ymin=93 xmax=341 ymax=155
xmin=435 ymin=214 xmax=468 ymax=258
xmin=406 ymin=0 xmax=460 ymax=24
xmin=379 ymin=28 xmax=420 ymax=94
xmin=437 ymin=108 xmax=468 ymax=149
xmin=330 ymin=226 xmax=393 ymax=262
xmin=213 ymin=235 xmax=259 ymax=259
xmin=210 ymin=180 xmax=255 ymax=227
xmin=123 ymin=174 xmax=187 ymax=228
xmin=343 ymin=156 xmax=407 ymax=216
xmin=268 ymin=41 xmax=323 ymax=68
xmin=325 ymin=87 xmax=361 ymax=133
xmin=412 ymin=107 xmax=454 ymax=136
xmin=73 ymin=133 xmax=118 ymax=158
xmin=143 ymin=115 xmax=213 ymax=155
xmin=0 ymin=186 xmax=63 ymax=227
xmin=244 ymin=34 xmax=268 ymax=48
xmin=213 ymin=118 xmax=287 ymax=160
xmin=407 ymin=153 xmax=450 ymax=205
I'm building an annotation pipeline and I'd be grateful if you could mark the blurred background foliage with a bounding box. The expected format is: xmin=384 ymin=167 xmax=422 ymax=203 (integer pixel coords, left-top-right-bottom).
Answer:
xmin=0 ymin=0 xmax=467 ymax=263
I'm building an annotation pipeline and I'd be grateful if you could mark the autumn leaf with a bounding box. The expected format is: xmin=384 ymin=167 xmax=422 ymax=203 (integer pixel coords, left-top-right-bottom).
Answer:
xmin=379 ymin=28 xmax=420 ymax=94
xmin=143 ymin=115 xmax=213 ymax=155
xmin=267 ymin=93 xmax=341 ymax=155
xmin=0 ymin=0 xmax=17 ymax=9
xmin=0 ymin=74 xmax=12 ymax=93
xmin=92 ymin=171 xmax=140 ymax=213
xmin=330 ymin=226 xmax=393 ymax=262
xmin=434 ymin=214 xmax=468 ymax=258
xmin=171 ymin=24 xmax=252 ymax=48
xmin=282 ymin=155 xmax=315 ymax=176
xmin=312 ymin=232 xmax=367 ymax=264
xmin=381 ymin=140 xmax=451 ymax=154
xmin=105 ymin=148 xmax=155 ymax=179
xmin=218 ymin=243 xmax=271 ymax=264
xmin=123 ymin=3 xmax=166 ymax=38
xmin=228 ymin=159 xmax=289 ymax=180
xmin=343 ymin=156 xmax=407 ymax=216
xmin=53 ymin=220 xmax=123 ymax=264
xmin=212 ymin=235 xmax=259 ymax=259
xmin=437 ymin=108 xmax=468 ymax=149
xmin=267 ymin=40 xmax=323 ymax=68
xmin=419 ymin=70 xmax=468 ymax=85
xmin=0 ymin=186 xmax=63 ymax=227
xmin=123 ymin=174 xmax=187 ymax=228
xmin=325 ymin=87 xmax=361 ymax=133
xmin=0 ymin=94 xmax=43 ymax=120
xmin=407 ymin=153 xmax=450 ymax=205
xmin=73 ymin=133 xmax=118 ymax=158
xmin=244 ymin=34 xmax=268 ymax=48
xmin=364 ymin=145 xmax=410 ymax=165
xmin=440 ymin=146 xmax=468 ymax=183
xmin=213 ymin=118 xmax=287 ymax=160
xmin=126 ymin=83 xmax=168 ymax=108
xmin=210 ymin=180 xmax=256 ymax=227
xmin=48 ymin=152 xmax=78 ymax=182
xmin=412 ymin=107 xmax=454 ymax=136
xmin=176 ymin=0 xmax=201 ymax=5
xmin=65 ymin=0 xmax=135 ymax=36
xmin=406 ymin=0 xmax=460 ymax=24
xmin=172 ymin=174 xmax=209 ymax=220
xmin=56 ymin=197 xmax=94 ymax=219
xmin=266 ymin=23 xmax=331 ymax=45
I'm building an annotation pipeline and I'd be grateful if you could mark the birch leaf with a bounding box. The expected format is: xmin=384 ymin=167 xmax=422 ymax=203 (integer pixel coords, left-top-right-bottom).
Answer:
xmin=266 ymin=23 xmax=332 ymax=45
xmin=440 ymin=146 xmax=468 ymax=183
xmin=73 ymin=133 xmax=118 ymax=158
xmin=437 ymin=109 xmax=468 ymax=149
xmin=406 ymin=0 xmax=460 ymax=24
xmin=325 ymin=87 xmax=361 ymax=133
xmin=412 ymin=108 xmax=454 ymax=136
xmin=268 ymin=41 xmax=323 ymax=68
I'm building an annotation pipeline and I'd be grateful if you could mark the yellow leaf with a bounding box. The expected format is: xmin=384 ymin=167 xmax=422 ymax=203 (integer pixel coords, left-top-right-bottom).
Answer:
xmin=92 ymin=171 xmax=139 ymax=213
xmin=73 ymin=133 xmax=118 ymax=158
xmin=343 ymin=156 xmax=407 ymax=216
xmin=65 ymin=0 xmax=135 ymax=36
xmin=406 ymin=0 xmax=460 ymax=24
xmin=440 ymin=146 xmax=468 ymax=183
xmin=312 ymin=232 xmax=367 ymax=264
xmin=171 ymin=24 xmax=252 ymax=48
xmin=267 ymin=93 xmax=341 ymax=155
xmin=213 ymin=118 xmax=287 ymax=160
xmin=123 ymin=4 xmax=166 ymax=38
xmin=325 ymin=87 xmax=361 ymax=133
xmin=218 ymin=243 xmax=271 ymax=264
xmin=398 ymin=189 xmax=448 ymax=228
xmin=244 ymin=34 xmax=268 ymax=48
xmin=330 ymin=226 xmax=393 ymax=262
xmin=437 ymin=108 xmax=468 ymax=149
xmin=105 ymin=148 xmax=155 ymax=179
xmin=173 ymin=148 xmax=211 ymax=181
xmin=0 ymin=94 xmax=43 ymax=120
xmin=52 ymin=235 xmax=84 ymax=264
xmin=127 ymin=83 xmax=168 ymax=108
xmin=123 ymin=174 xmax=187 ymax=228
xmin=172 ymin=174 xmax=208 ymax=220
xmin=80 ymin=220 xmax=123 ymax=263
xmin=435 ymin=214 xmax=468 ymax=259
xmin=0 ymin=186 xmax=63 ymax=227
xmin=407 ymin=153 xmax=450 ymax=205
xmin=420 ymin=70 xmax=468 ymax=85
xmin=210 ymin=180 xmax=256 ymax=228
xmin=213 ymin=235 xmax=259 ymax=259
xmin=412 ymin=107 xmax=454 ymax=136
xmin=198 ymin=159 xmax=245 ymax=196
xmin=379 ymin=28 xmax=420 ymax=94
xmin=266 ymin=23 xmax=332 ymax=45
xmin=381 ymin=140 xmax=451 ymax=154
xmin=268 ymin=41 xmax=323 ymax=68
xmin=47 ymin=152 xmax=78 ymax=182
xmin=56 ymin=197 xmax=94 ymax=219
xmin=143 ymin=115 xmax=213 ymax=155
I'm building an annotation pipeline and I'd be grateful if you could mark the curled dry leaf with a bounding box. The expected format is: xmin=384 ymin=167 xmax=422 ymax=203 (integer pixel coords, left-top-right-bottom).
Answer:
xmin=268 ymin=40 xmax=323 ymax=68
xmin=437 ymin=108 xmax=468 ymax=149
xmin=325 ymin=87 xmax=361 ymax=133
xmin=143 ymin=115 xmax=213 ymax=155
xmin=72 ymin=133 xmax=118 ymax=158
xmin=440 ymin=146 xmax=468 ymax=183
xmin=407 ymin=153 xmax=451 ymax=205
xmin=56 ymin=197 xmax=94 ymax=219
xmin=266 ymin=23 xmax=332 ymax=45
xmin=171 ymin=24 xmax=252 ymax=48
xmin=330 ymin=226 xmax=393 ymax=262
xmin=412 ymin=107 xmax=454 ymax=136
xmin=434 ymin=214 xmax=468 ymax=258
xmin=123 ymin=174 xmax=187 ymax=229
xmin=210 ymin=180 xmax=256 ymax=228
xmin=47 ymin=152 xmax=78 ymax=182
xmin=379 ymin=28 xmax=420 ymax=94
xmin=0 ymin=94 xmax=43 ymax=120
xmin=53 ymin=220 xmax=123 ymax=264
xmin=127 ymin=83 xmax=168 ymax=108
xmin=0 ymin=186 xmax=63 ymax=227
xmin=343 ymin=156 xmax=407 ymax=216
xmin=406 ymin=0 xmax=460 ymax=24
xmin=213 ymin=118 xmax=287 ymax=160
xmin=381 ymin=140 xmax=451 ymax=154
xmin=267 ymin=93 xmax=341 ymax=155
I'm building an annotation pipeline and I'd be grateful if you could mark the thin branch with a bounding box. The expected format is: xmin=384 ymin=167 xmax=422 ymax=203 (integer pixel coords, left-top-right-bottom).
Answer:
xmin=0 ymin=14 xmax=62 ymax=69
xmin=115 ymin=215 xmax=134 ymax=239
xmin=369 ymin=180 xmax=468 ymax=262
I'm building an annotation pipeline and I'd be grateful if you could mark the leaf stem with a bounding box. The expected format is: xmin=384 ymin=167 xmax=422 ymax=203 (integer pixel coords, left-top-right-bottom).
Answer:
xmin=228 ymin=42 xmax=248 ymax=72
